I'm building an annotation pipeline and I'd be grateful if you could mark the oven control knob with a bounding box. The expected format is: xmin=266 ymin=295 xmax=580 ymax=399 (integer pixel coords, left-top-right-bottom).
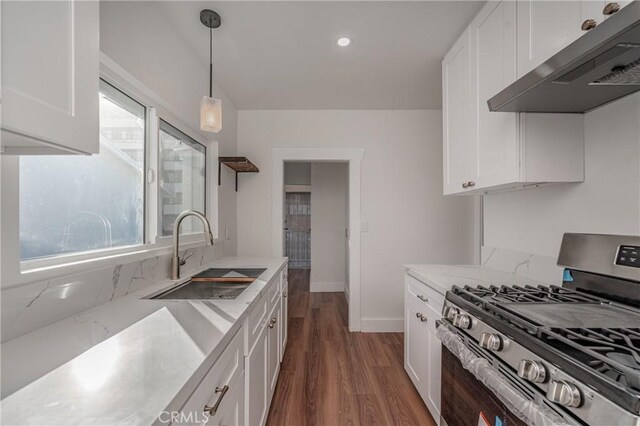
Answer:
xmin=547 ymin=380 xmax=582 ymax=407
xmin=517 ymin=360 xmax=547 ymax=383
xmin=452 ymin=314 xmax=472 ymax=330
xmin=443 ymin=306 xmax=459 ymax=321
xmin=479 ymin=333 xmax=503 ymax=351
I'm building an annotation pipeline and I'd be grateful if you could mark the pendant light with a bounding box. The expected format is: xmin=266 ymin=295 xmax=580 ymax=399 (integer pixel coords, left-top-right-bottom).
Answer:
xmin=200 ymin=9 xmax=222 ymax=133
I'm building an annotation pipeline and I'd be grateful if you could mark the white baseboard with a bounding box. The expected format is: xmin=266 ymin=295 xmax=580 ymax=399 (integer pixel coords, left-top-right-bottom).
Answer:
xmin=310 ymin=281 xmax=345 ymax=293
xmin=360 ymin=317 xmax=404 ymax=332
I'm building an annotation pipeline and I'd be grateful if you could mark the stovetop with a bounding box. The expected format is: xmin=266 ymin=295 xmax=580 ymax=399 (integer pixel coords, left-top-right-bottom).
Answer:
xmin=447 ymin=284 xmax=640 ymax=414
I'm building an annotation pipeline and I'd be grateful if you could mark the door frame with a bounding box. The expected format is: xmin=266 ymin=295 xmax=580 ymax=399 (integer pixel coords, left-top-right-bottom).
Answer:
xmin=272 ymin=147 xmax=365 ymax=332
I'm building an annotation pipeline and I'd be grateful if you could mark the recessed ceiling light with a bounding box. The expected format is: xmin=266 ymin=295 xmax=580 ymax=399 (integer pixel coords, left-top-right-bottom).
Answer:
xmin=337 ymin=37 xmax=351 ymax=47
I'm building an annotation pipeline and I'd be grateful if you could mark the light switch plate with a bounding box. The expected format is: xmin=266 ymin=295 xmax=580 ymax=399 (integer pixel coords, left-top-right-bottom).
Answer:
xmin=360 ymin=221 xmax=369 ymax=233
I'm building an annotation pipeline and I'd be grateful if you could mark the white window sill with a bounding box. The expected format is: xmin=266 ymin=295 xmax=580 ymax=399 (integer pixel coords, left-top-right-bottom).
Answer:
xmin=16 ymin=237 xmax=223 ymax=287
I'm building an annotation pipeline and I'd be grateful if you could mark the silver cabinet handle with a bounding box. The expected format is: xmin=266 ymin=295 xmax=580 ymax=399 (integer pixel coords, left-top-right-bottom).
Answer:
xmin=461 ymin=182 xmax=469 ymax=189
xmin=581 ymin=19 xmax=597 ymax=30
xmin=467 ymin=181 xmax=475 ymax=187
xmin=416 ymin=312 xmax=422 ymax=318
xmin=283 ymin=291 xmax=288 ymax=298
xmin=416 ymin=313 xmax=427 ymax=322
xmin=269 ymin=317 xmax=277 ymax=328
xmin=603 ymin=2 xmax=620 ymax=15
xmin=417 ymin=295 xmax=428 ymax=303
xmin=204 ymin=385 xmax=229 ymax=415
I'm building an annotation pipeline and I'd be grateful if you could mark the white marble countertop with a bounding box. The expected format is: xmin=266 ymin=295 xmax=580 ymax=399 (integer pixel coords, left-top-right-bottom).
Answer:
xmin=0 ymin=256 xmax=287 ymax=426
xmin=403 ymin=264 xmax=547 ymax=296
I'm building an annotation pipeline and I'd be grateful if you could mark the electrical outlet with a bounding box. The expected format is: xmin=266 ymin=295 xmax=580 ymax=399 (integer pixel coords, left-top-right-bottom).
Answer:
xmin=360 ymin=221 xmax=369 ymax=233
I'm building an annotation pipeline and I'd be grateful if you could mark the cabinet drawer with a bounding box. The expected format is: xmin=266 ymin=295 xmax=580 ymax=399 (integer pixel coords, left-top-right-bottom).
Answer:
xmin=266 ymin=277 xmax=281 ymax=315
xmin=245 ymin=295 xmax=268 ymax=355
xmin=177 ymin=328 xmax=244 ymax=425
xmin=405 ymin=274 xmax=445 ymax=312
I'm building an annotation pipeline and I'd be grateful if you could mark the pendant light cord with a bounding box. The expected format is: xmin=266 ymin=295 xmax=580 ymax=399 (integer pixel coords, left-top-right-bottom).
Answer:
xmin=209 ymin=27 xmax=213 ymax=98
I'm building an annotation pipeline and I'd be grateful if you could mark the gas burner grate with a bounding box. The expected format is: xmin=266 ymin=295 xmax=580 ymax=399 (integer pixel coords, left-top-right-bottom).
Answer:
xmin=542 ymin=327 xmax=640 ymax=391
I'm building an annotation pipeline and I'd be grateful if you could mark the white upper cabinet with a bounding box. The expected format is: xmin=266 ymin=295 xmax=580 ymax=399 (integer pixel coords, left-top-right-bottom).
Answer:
xmin=517 ymin=0 xmax=632 ymax=77
xmin=442 ymin=0 xmax=585 ymax=196
xmin=472 ymin=0 xmax=519 ymax=190
xmin=442 ymin=29 xmax=477 ymax=195
xmin=517 ymin=0 xmax=584 ymax=77
xmin=1 ymin=0 xmax=99 ymax=155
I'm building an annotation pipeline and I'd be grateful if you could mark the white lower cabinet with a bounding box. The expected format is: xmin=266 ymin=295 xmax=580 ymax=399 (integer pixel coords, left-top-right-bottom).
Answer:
xmin=172 ymin=263 xmax=288 ymax=426
xmin=246 ymin=324 xmax=269 ymax=426
xmin=404 ymin=273 xmax=443 ymax=425
xmin=244 ymin=265 xmax=288 ymax=426
xmin=175 ymin=328 xmax=244 ymax=426
xmin=267 ymin=301 xmax=282 ymax=400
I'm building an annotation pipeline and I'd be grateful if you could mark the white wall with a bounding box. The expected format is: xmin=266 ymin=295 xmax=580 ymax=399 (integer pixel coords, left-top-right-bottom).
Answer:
xmin=284 ymin=162 xmax=311 ymax=185
xmin=484 ymin=94 xmax=640 ymax=257
xmin=237 ymin=110 xmax=475 ymax=327
xmin=100 ymin=1 xmax=238 ymax=255
xmin=310 ymin=163 xmax=348 ymax=292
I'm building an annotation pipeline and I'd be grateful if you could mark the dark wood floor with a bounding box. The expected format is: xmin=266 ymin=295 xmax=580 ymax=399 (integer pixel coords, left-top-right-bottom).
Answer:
xmin=266 ymin=269 xmax=436 ymax=426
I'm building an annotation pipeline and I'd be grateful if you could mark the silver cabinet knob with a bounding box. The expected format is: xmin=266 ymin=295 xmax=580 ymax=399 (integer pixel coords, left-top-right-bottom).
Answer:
xmin=462 ymin=182 xmax=470 ymax=188
xmin=581 ymin=19 xmax=597 ymax=30
xmin=443 ymin=306 xmax=459 ymax=321
xmin=547 ymin=380 xmax=582 ymax=407
xmin=415 ymin=312 xmax=428 ymax=322
xmin=417 ymin=294 xmax=429 ymax=303
xmin=479 ymin=332 xmax=503 ymax=351
xmin=603 ymin=2 xmax=620 ymax=15
xmin=517 ymin=360 xmax=547 ymax=383
xmin=283 ymin=291 xmax=288 ymax=298
xmin=467 ymin=181 xmax=475 ymax=187
xmin=452 ymin=314 xmax=472 ymax=330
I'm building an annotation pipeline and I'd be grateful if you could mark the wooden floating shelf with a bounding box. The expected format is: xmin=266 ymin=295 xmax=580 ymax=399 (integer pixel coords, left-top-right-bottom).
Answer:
xmin=219 ymin=156 xmax=259 ymax=191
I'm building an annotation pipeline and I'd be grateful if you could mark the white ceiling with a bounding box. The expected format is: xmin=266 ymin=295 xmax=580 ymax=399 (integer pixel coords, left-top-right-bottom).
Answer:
xmin=159 ymin=1 xmax=483 ymax=110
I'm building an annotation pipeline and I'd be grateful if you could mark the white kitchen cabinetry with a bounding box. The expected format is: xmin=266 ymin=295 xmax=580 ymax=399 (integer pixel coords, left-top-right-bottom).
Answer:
xmin=1 ymin=0 xmax=100 ymax=155
xmin=280 ymin=270 xmax=288 ymax=361
xmin=244 ymin=265 xmax=288 ymax=426
xmin=517 ymin=0 xmax=632 ymax=78
xmin=442 ymin=28 xmax=476 ymax=195
xmin=267 ymin=301 xmax=282 ymax=400
xmin=404 ymin=273 xmax=443 ymax=425
xmin=176 ymin=328 xmax=244 ymax=426
xmin=443 ymin=0 xmax=584 ymax=196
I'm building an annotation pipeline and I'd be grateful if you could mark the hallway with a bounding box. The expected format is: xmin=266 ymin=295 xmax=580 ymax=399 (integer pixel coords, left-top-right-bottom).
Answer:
xmin=266 ymin=270 xmax=437 ymax=426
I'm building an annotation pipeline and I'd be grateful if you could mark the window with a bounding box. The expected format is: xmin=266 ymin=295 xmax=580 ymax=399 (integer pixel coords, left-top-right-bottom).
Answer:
xmin=19 ymin=80 xmax=146 ymax=260
xmin=158 ymin=120 xmax=206 ymax=237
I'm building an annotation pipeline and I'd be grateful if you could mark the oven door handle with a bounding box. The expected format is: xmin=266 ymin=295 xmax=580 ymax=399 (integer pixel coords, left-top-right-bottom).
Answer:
xmin=436 ymin=321 xmax=575 ymax=426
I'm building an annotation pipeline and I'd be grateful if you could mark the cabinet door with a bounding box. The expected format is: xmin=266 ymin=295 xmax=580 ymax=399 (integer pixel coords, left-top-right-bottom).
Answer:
xmin=425 ymin=307 xmax=442 ymax=424
xmin=516 ymin=0 xmax=584 ymax=77
xmin=208 ymin=373 xmax=245 ymax=426
xmin=1 ymin=0 xmax=99 ymax=155
xmin=404 ymin=295 xmax=429 ymax=400
xmin=246 ymin=326 xmax=268 ymax=426
xmin=471 ymin=1 xmax=520 ymax=190
xmin=442 ymin=28 xmax=477 ymax=195
xmin=267 ymin=302 xmax=281 ymax=401
xmin=280 ymin=272 xmax=288 ymax=362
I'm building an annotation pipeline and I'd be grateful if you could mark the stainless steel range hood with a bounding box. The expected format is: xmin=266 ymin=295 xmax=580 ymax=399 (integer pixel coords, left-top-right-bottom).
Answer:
xmin=488 ymin=1 xmax=640 ymax=113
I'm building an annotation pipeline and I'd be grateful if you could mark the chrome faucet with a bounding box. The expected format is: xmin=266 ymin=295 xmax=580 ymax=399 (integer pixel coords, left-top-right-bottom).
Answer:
xmin=171 ymin=210 xmax=214 ymax=280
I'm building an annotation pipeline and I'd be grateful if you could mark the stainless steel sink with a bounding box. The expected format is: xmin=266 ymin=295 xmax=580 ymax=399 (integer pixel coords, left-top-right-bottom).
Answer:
xmin=151 ymin=268 xmax=266 ymax=300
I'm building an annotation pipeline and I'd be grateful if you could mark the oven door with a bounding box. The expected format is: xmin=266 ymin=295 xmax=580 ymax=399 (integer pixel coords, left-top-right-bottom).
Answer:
xmin=437 ymin=322 xmax=578 ymax=426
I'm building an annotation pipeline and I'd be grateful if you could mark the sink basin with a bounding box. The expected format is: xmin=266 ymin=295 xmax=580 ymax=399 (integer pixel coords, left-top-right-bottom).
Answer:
xmin=151 ymin=268 xmax=267 ymax=300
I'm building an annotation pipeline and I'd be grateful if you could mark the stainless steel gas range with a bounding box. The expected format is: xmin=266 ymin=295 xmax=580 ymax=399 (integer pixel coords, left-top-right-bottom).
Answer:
xmin=438 ymin=233 xmax=640 ymax=426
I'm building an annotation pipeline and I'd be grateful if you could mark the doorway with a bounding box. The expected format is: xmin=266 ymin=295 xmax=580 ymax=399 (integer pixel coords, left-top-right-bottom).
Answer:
xmin=273 ymin=148 xmax=364 ymax=332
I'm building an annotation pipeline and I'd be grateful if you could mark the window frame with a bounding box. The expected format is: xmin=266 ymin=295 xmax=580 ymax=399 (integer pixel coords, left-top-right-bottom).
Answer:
xmin=157 ymin=118 xmax=208 ymax=239
xmin=4 ymin=55 xmax=219 ymax=287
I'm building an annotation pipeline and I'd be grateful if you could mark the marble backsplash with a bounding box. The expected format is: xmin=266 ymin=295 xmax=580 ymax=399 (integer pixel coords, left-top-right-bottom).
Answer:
xmin=481 ymin=246 xmax=564 ymax=285
xmin=1 ymin=243 xmax=225 ymax=343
